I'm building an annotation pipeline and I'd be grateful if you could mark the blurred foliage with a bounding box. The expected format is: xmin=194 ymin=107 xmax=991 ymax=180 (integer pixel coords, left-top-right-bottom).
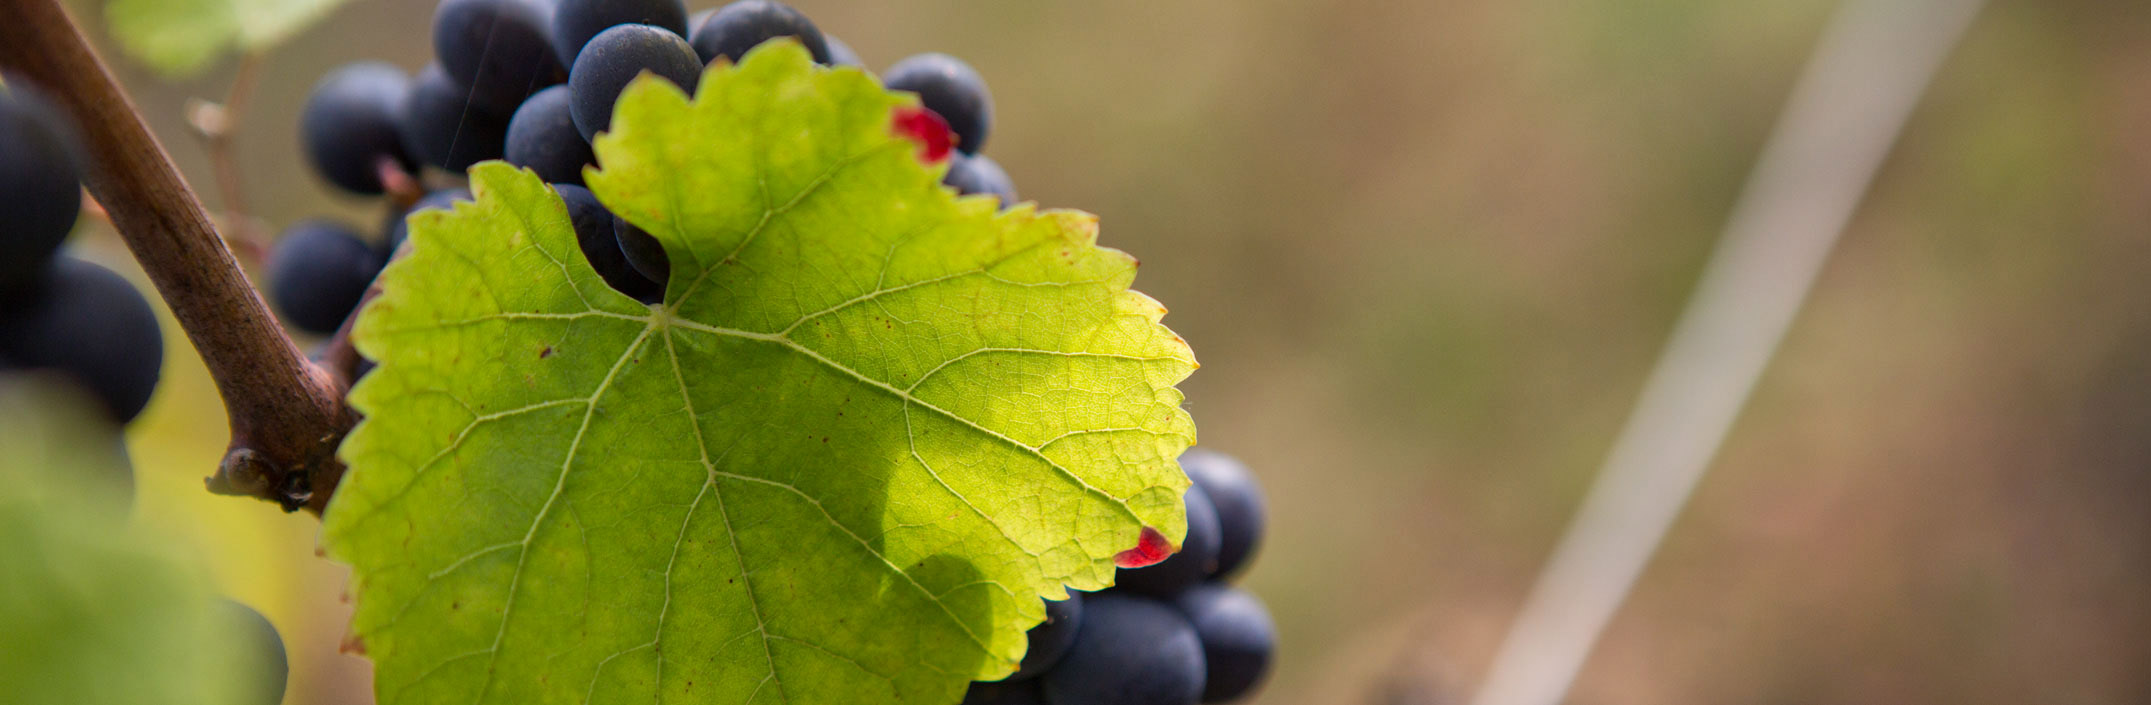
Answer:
xmin=98 ymin=0 xmax=351 ymax=77
xmin=63 ymin=0 xmax=2151 ymax=703
xmin=0 ymin=378 xmax=261 ymax=705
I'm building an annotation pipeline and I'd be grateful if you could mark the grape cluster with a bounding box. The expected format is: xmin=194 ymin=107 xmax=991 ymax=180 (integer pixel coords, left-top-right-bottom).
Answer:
xmin=0 ymin=78 xmax=164 ymax=465
xmin=277 ymin=0 xmax=1019 ymax=338
xmin=969 ymin=450 xmax=1277 ymax=705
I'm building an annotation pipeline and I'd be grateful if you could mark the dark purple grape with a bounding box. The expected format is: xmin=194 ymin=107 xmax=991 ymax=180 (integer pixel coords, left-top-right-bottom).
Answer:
xmin=883 ymin=53 xmax=993 ymax=154
xmin=1012 ymin=593 xmax=1082 ymax=680
xmin=1040 ymin=593 xmax=1206 ymax=705
xmin=962 ymin=678 xmax=1046 ymax=705
xmin=1174 ymin=584 xmax=1274 ymax=702
xmin=945 ymin=153 xmax=1015 ymax=204
xmin=612 ymin=215 xmax=669 ymax=286
xmin=1179 ymin=450 xmax=1265 ymax=580
xmin=552 ymin=0 xmax=689 ymax=67
xmin=434 ymin=0 xmax=566 ymax=115
xmin=823 ymin=33 xmax=862 ymax=68
xmin=568 ymin=23 xmax=703 ymax=141
xmin=554 ymin=184 xmax=660 ymax=302
xmin=398 ymin=63 xmax=511 ymax=172
xmin=689 ymin=1 xmax=830 ymax=66
xmin=0 ymin=257 xmax=164 ymax=424
xmin=266 ymin=221 xmax=381 ymax=336
xmin=505 ymin=85 xmax=593 ymax=185
xmin=298 ymin=62 xmax=415 ymax=195
xmin=0 ymin=77 xmax=83 ymax=293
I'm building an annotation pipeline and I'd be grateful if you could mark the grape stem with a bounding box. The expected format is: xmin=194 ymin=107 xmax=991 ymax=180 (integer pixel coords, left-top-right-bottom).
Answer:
xmin=377 ymin=156 xmax=426 ymax=209
xmin=317 ymin=283 xmax=380 ymax=389
xmin=0 ymin=0 xmax=352 ymax=514
xmin=186 ymin=51 xmax=268 ymax=264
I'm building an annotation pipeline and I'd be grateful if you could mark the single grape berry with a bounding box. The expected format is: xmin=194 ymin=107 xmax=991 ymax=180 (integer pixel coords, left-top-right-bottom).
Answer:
xmin=434 ymin=0 xmax=566 ymax=115
xmin=568 ymin=23 xmax=704 ymax=141
xmin=1173 ymin=584 xmax=1275 ymax=702
xmin=554 ymin=185 xmax=661 ymax=302
xmin=1012 ymin=593 xmax=1083 ymax=680
xmin=945 ymin=153 xmax=1016 ymax=204
xmin=299 ymin=62 xmax=416 ymax=195
xmin=689 ymin=0 xmax=831 ymax=66
xmin=213 ymin=599 xmax=288 ymax=705
xmin=0 ymin=257 xmax=164 ymax=424
xmin=962 ymin=679 xmax=1046 ymax=705
xmin=1179 ymin=450 xmax=1265 ymax=580
xmin=824 ymin=34 xmax=862 ymax=68
xmin=0 ymin=78 xmax=84 ymax=292
xmin=612 ymin=215 xmax=670 ymax=286
xmin=382 ymin=188 xmax=474 ymax=258
xmin=399 ymin=63 xmax=511 ymax=172
xmin=1115 ymin=481 xmax=1222 ymax=597
xmin=506 ymin=85 xmax=594 ymax=185
xmin=268 ymin=221 xmax=383 ymax=335
xmin=883 ymin=53 xmax=993 ymax=154
xmin=1041 ymin=593 xmax=1207 ymax=705
xmin=552 ymin=0 xmax=689 ymax=67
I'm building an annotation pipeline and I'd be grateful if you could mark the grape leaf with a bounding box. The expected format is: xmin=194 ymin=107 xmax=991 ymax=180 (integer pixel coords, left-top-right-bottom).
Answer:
xmin=103 ymin=0 xmax=349 ymax=77
xmin=323 ymin=42 xmax=1198 ymax=705
xmin=0 ymin=377 xmax=253 ymax=705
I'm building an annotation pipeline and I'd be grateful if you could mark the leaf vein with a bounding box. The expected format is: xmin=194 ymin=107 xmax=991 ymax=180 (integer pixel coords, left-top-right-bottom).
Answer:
xmin=665 ymin=319 xmax=1147 ymax=527
xmin=662 ymin=328 xmax=786 ymax=704
xmin=473 ymin=324 xmax=657 ymax=704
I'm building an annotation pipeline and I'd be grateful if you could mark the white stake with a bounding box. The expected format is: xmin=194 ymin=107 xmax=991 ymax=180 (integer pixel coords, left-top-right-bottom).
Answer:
xmin=1467 ymin=1 xmax=1987 ymax=704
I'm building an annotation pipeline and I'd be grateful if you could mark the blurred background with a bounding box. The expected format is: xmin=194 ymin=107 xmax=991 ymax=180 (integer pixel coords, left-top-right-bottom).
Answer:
xmin=59 ymin=0 xmax=2151 ymax=702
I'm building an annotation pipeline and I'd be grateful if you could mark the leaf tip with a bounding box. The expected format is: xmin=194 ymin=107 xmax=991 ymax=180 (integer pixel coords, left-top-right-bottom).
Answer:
xmin=891 ymin=104 xmax=954 ymax=163
xmin=1113 ymin=526 xmax=1175 ymax=568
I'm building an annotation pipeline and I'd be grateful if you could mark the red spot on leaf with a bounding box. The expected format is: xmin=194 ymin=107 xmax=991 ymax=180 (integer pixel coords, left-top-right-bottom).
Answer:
xmin=892 ymin=106 xmax=953 ymax=163
xmin=1114 ymin=526 xmax=1175 ymax=568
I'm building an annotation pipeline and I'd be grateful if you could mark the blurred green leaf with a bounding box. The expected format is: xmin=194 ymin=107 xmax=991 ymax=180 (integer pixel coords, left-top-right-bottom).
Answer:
xmin=104 ymin=0 xmax=348 ymax=77
xmin=0 ymin=376 xmax=255 ymax=705
xmin=322 ymin=43 xmax=1197 ymax=705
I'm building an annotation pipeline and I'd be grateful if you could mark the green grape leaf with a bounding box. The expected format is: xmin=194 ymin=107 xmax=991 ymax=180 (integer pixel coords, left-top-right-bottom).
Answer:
xmin=0 ymin=377 xmax=253 ymax=705
xmin=103 ymin=0 xmax=348 ymax=77
xmin=323 ymin=42 xmax=1197 ymax=705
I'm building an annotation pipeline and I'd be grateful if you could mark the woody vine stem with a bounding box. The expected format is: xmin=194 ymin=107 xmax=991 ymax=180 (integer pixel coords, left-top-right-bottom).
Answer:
xmin=0 ymin=0 xmax=355 ymax=514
